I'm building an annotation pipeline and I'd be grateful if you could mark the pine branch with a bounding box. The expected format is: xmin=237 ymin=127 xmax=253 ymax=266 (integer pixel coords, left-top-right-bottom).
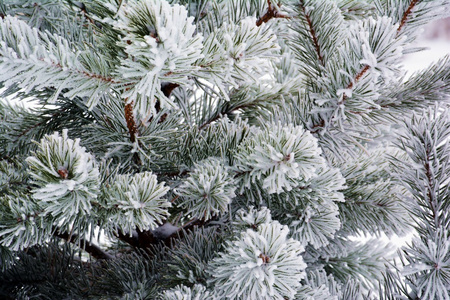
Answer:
xmin=54 ymin=231 xmax=114 ymax=260
xmin=376 ymin=56 xmax=450 ymax=113
xmin=2 ymin=0 xmax=450 ymax=297
xmin=299 ymin=0 xmax=324 ymax=65
xmin=0 ymin=16 xmax=115 ymax=109
xmin=196 ymin=81 xmax=288 ymax=131
xmin=0 ymin=94 xmax=94 ymax=159
xmin=397 ymin=0 xmax=420 ymax=34
xmin=16 ymin=103 xmax=67 ymax=140
xmin=424 ymin=147 xmax=440 ymax=229
xmin=124 ymin=82 xmax=178 ymax=147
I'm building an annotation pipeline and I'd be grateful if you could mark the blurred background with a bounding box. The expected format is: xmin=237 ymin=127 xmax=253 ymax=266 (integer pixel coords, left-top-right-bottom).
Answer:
xmin=403 ymin=17 xmax=450 ymax=75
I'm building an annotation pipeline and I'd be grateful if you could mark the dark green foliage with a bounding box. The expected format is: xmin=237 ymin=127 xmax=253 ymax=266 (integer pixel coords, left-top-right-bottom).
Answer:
xmin=0 ymin=242 xmax=93 ymax=299
xmin=163 ymin=227 xmax=228 ymax=287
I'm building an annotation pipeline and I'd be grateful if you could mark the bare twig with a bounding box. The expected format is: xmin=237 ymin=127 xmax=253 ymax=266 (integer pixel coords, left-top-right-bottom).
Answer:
xmin=309 ymin=119 xmax=325 ymax=134
xmin=170 ymin=195 xmax=180 ymax=203
xmin=256 ymin=0 xmax=290 ymax=27
xmin=124 ymin=100 xmax=138 ymax=144
xmin=339 ymin=64 xmax=371 ymax=105
xmin=150 ymin=82 xmax=180 ymax=124
xmin=116 ymin=218 xmax=208 ymax=250
xmin=54 ymin=231 xmax=114 ymax=260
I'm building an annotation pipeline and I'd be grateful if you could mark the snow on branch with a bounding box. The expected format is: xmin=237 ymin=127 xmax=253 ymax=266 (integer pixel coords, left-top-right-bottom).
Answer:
xmin=175 ymin=158 xmax=236 ymax=221
xmin=234 ymin=122 xmax=324 ymax=194
xmin=103 ymin=171 xmax=171 ymax=234
xmin=196 ymin=16 xmax=279 ymax=97
xmin=209 ymin=219 xmax=306 ymax=300
xmin=26 ymin=129 xmax=100 ymax=231
xmin=0 ymin=16 xmax=113 ymax=109
xmin=113 ymin=0 xmax=204 ymax=118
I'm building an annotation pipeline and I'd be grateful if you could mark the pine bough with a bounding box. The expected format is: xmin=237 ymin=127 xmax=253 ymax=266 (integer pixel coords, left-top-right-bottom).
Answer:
xmin=0 ymin=0 xmax=449 ymax=299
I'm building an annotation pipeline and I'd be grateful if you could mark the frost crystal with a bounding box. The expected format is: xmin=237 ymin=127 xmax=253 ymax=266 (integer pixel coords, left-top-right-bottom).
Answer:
xmin=272 ymin=166 xmax=345 ymax=248
xmin=210 ymin=221 xmax=306 ymax=300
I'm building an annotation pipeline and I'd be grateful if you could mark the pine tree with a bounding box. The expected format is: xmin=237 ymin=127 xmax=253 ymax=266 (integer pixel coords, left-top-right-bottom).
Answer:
xmin=0 ymin=0 xmax=449 ymax=299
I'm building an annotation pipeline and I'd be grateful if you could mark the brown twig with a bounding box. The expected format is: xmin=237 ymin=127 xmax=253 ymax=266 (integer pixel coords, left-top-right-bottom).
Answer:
xmin=309 ymin=119 xmax=325 ymax=134
xmin=115 ymin=218 xmax=207 ymax=250
xmin=309 ymin=65 xmax=370 ymax=133
xmin=170 ymin=195 xmax=180 ymax=203
xmin=123 ymin=83 xmax=179 ymax=163
xmin=299 ymin=0 xmax=324 ymax=65
xmin=123 ymin=99 xmax=143 ymax=165
xmin=124 ymin=100 xmax=138 ymax=143
xmin=397 ymin=0 xmax=420 ymax=34
xmin=150 ymin=82 xmax=180 ymax=124
xmin=351 ymin=65 xmax=371 ymax=86
xmin=339 ymin=64 xmax=371 ymax=105
xmin=256 ymin=0 xmax=290 ymax=27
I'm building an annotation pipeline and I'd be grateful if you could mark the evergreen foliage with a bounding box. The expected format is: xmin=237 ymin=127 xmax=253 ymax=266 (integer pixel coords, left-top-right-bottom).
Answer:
xmin=0 ymin=0 xmax=450 ymax=299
